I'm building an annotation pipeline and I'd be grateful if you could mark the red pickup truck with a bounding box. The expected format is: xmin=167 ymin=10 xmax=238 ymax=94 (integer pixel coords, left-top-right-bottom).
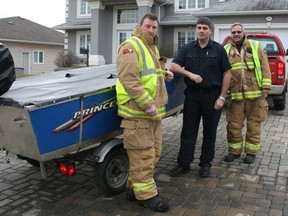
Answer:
xmin=222 ymin=33 xmax=288 ymax=110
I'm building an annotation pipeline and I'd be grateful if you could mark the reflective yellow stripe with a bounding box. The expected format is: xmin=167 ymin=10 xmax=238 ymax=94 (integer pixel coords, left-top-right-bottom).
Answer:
xmin=156 ymin=68 xmax=165 ymax=77
xmin=228 ymin=141 xmax=243 ymax=149
xmin=231 ymin=62 xmax=254 ymax=71
xmin=243 ymin=90 xmax=262 ymax=98
xmin=133 ymin=179 xmax=156 ymax=192
xmin=140 ymin=68 xmax=158 ymax=77
xmin=230 ymin=92 xmax=244 ymax=100
xmin=224 ymin=44 xmax=230 ymax=53
xmin=231 ymin=90 xmax=262 ymax=100
xmin=135 ymin=91 xmax=152 ymax=107
xmin=249 ymin=40 xmax=262 ymax=87
xmin=262 ymin=78 xmax=271 ymax=87
xmin=245 ymin=141 xmax=260 ymax=151
xmin=225 ymin=41 xmax=271 ymax=88
xmin=127 ymin=173 xmax=132 ymax=182
xmin=118 ymin=105 xmax=166 ymax=119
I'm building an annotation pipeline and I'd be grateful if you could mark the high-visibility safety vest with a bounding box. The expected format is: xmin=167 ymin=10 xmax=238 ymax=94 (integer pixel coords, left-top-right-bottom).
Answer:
xmin=224 ymin=40 xmax=271 ymax=100
xmin=116 ymin=36 xmax=166 ymax=119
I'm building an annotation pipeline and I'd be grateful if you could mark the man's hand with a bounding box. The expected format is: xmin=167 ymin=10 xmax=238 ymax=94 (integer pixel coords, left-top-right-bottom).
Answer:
xmin=188 ymin=73 xmax=203 ymax=83
xmin=214 ymin=98 xmax=224 ymax=110
xmin=262 ymin=88 xmax=270 ymax=96
xmin=145 ymin=104 xmax=157 ymax=116
xmin=165 ymin=70 xmax=174 ymax=82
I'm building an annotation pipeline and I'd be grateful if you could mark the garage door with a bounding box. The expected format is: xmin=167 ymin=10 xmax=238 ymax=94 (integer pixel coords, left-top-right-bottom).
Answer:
xmin=217 ymin=28 xmax=288 ymax=51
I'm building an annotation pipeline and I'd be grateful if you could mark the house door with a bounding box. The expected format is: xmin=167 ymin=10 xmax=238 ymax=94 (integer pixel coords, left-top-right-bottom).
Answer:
xmin=113 ymin=31 xmax=133 ymax=63
xmin=22 ymin=52 xmax=30 ymax=74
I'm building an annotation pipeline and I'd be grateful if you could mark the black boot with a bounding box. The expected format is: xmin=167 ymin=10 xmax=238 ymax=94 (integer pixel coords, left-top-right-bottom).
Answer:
xmin=126 ymin=188 xmax=136 ymax=201
xmin=243 ymin=154 xmax=255 ymax=164
xmin=200 ymin=166 xmax=210 ymax=178
xmin=140 ymin=195 xmax=170 ymax=212
xmin=224 ymin=153 xmax=240 ymax=162
xmin=169 ymin=166 xmax=190 ymax=177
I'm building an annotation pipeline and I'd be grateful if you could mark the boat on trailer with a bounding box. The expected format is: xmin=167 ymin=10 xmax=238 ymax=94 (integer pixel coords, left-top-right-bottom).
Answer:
xmin=0 ymin=64 xmax=185 ymax=195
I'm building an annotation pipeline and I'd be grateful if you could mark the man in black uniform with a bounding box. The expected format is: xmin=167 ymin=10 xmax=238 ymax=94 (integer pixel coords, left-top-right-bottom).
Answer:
xmin=169 ymin=17 xmax=231 ymax=178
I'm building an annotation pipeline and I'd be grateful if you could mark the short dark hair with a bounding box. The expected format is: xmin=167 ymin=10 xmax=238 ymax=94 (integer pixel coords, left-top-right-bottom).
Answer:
xmin=196 ymin=17 xmax=212 ymax=29
xmin=140 ymin=13 xmax=159 ymax=25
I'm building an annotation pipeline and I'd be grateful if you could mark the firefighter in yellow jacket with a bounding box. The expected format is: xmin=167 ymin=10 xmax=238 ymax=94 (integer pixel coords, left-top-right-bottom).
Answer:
xmin=116 ymin=13 xmax=173 ymax=212
xmin=224 ymin=23 xmax=271 ymax=164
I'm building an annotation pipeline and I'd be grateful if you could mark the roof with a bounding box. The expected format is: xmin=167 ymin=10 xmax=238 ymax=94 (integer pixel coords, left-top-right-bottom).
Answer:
xmin=160 ymin=13 xmax=198 ymax=26
xmin=0 ymin=16 xmax=64 ymax=45
xmin=100 ymin=0 xmax=173 ymax=5
xmin=54 ymin=0 xmax=174 ymax=30
xmin=194 ymin=0 xmax=288 ymax=16
xmin=54 ymin=20 xmax=91 ymax=31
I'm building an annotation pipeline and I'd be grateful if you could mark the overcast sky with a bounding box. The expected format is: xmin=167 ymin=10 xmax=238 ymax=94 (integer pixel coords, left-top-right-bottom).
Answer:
xmin=0 ymin=0 xmax=66 ymax=28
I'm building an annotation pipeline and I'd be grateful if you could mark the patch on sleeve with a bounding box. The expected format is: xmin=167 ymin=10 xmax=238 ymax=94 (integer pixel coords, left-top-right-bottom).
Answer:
xmin=123 ymin=48 xmax=133 ymax=54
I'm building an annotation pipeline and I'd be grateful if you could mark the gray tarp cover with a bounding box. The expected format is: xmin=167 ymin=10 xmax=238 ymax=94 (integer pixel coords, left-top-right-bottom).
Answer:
xmin=0 ymin=64 xmax=118 ymax=107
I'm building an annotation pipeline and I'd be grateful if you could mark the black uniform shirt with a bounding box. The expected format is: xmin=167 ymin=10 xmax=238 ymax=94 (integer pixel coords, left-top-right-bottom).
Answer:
xmin=172 ymin=39 xmax=231 ymax=89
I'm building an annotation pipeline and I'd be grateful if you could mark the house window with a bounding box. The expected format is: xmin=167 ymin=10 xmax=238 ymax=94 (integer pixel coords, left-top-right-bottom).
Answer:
xmin=80 ymin=0 xmax=91 ymax=15
xmin=33 ymin=51 xmax=44 ymax=64
xmin=177 ymin=30 xmax=195 ymax=50
xmin=79 ymin=33 xmax=91 ymax=54
xmin=174 ymin=28 xmax=196 ymax=54
xmin=117 ymin=9 xmax=138 ymax=24
xmin=177 ymin=0 xmax=209 ymax=10
xmin=112 ymin=6 xmax=138 ymax=63
xmin=117 ymin=31 xmax=133 ymax=48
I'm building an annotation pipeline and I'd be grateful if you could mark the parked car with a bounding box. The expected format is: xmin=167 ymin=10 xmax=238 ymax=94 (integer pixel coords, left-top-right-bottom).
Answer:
xmin=222 ymin=33 xmax=288 ymax=110
xmin=0 ymin=43 xmax=16 ymax=96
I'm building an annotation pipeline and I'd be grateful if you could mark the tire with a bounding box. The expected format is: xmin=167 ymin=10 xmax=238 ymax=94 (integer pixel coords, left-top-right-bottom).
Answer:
xmin=273 ymin=85 xmax=286 ymax=110
xmin=94 ymin=146 xmax=129 ymax=195
xmin=273 ymin=99 xmax=285 ymax=110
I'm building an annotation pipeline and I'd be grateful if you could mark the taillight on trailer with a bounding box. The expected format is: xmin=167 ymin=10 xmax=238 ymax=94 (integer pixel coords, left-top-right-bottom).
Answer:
xmin=58 ymin=161 xmax=76 ymax=177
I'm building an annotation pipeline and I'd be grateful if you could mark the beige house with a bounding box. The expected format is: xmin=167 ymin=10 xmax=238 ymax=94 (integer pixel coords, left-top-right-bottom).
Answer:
xmin=0 ymin=16 xmax=65 ymax=75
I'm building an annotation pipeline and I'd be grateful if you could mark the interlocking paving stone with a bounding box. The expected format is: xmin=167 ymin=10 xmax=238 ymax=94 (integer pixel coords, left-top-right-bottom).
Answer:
xmin=0 ymin=182 xmax=14 ymax=192
xmin=0 ymin=94 xmax=287 ymax=215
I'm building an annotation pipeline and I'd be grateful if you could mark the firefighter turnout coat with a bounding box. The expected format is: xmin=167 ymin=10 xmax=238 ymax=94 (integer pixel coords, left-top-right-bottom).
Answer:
xmin=116 ymin=25 xmax=168 ymax=200
xmin=224 ymin=37 xmax=271 ymax=155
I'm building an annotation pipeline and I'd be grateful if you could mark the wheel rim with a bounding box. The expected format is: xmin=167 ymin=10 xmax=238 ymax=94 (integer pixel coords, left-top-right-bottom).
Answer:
xmin=106 ymin=155 xmax=129 ymax=189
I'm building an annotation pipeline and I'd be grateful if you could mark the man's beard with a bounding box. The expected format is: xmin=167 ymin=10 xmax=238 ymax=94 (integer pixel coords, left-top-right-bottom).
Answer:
xmin=234 ymin=36 xmax=244 ymax=45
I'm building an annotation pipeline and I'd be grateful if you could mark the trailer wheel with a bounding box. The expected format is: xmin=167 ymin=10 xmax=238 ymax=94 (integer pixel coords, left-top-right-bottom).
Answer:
xmin=94 ymin=146 xmax=129 ymax=195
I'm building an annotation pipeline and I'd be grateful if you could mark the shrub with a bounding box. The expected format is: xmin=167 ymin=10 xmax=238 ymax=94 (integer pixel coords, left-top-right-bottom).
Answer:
xmin=54 ymin=50 xmax=75 ymax=69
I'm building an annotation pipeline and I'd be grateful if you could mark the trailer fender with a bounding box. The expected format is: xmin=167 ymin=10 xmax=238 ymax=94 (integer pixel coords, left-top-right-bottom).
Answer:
xmin=92 ymin=138 xmax=123 ymax=163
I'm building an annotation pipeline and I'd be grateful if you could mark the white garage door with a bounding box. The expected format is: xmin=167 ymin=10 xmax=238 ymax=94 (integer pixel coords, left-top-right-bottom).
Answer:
xmin=264 ymin=29 xmax=288 ymax=51
xmin=217 ymin=29 xmax=230 ymax=44
xmin=217 ymin=28 xmax=288 ymax=51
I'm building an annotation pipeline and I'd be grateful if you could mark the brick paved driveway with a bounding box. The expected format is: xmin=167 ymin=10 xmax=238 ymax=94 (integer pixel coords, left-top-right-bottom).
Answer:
xmin=0 ymin=97 xmax=288 ymax=216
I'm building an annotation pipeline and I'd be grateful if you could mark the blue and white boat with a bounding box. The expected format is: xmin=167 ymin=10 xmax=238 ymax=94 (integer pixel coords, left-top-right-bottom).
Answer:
xmin=0 ymin=64 xmax=185 ymax=194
